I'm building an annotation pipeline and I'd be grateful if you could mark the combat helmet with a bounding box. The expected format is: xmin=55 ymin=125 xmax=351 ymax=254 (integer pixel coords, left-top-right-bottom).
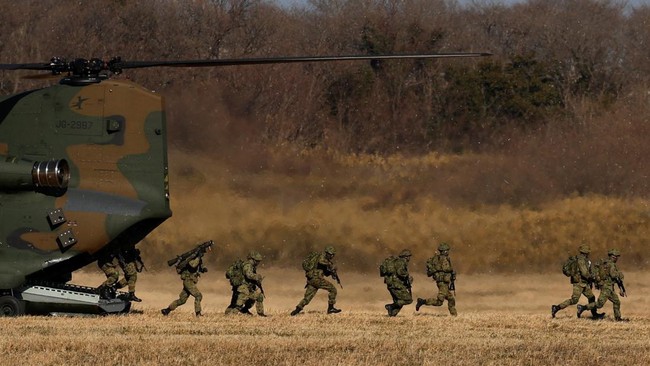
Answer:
xmin=438 ymin=242 xmax=450 ymax=252
xmin=579 ymin=244 xmax=591 ymax=254
xmin=324 ymin=246 xmax=336 ymax=255
xmin=608 ymin=249 xmax=621 ymax=257
xmin=399 ymin=249 xmax=412 ymax=258
xmin=248 ymin=250 xmax=263 ymax=261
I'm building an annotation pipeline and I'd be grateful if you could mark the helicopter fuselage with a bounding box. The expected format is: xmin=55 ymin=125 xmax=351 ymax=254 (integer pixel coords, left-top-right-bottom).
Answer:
xmin=0 ymin=79 xmax=171 ymax=291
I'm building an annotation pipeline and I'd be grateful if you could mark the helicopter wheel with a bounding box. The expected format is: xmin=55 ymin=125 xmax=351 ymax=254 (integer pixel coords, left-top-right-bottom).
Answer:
xmin=0 ymin=295 xmax=25 ymax=316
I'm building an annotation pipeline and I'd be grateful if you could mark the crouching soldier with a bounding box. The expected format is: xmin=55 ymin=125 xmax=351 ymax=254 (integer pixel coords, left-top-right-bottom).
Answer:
xmin=225 ymin=250 xmax=267 ymax=317
xmin=380 ymin=249 xmax=413 ymax=316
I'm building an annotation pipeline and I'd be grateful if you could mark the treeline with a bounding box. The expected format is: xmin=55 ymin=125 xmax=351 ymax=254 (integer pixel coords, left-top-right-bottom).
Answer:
xmin=1 ymin=0 xmax=648 ymax=154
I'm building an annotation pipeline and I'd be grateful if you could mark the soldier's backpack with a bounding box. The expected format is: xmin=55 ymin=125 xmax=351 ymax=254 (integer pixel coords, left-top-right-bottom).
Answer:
xmin=426 ymin=255 xmax=442 ymax=277
xmin=379 ymin=256 xmax=398 ymax=277
xmin=302 ymin=252 xmax=321 ymax=272
xmin=592 ymin=259 xmax=610 ymax=283
xmin=225 ymin=259 xmax=245 ymax=286
xmin=562 ymin=255 xmax=579 ymax=277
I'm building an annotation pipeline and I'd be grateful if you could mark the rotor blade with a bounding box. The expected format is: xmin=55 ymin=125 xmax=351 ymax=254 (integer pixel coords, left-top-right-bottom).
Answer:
xmin=114 ymin=53 xmax=492 ymax=70
xmin=21 ymin=73 xmax=61 ymax=80
xmin=0 ymin=63 xmax=52 ymax=71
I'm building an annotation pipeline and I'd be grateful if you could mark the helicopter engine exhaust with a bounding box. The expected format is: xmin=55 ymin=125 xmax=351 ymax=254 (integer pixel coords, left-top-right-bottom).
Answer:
xmin=0 ymin=157 xmax=70 ymax=191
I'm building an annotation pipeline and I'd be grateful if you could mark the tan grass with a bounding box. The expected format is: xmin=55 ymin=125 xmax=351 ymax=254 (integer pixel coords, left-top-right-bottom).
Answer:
xmin=2 ymin=270 xmax=649 ymax=365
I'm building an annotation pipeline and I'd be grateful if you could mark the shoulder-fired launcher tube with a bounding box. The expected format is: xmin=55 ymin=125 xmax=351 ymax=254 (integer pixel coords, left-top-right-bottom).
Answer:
xmin=0 ymin=156 xmax=70 ymax=190
xmin=167 ymin=240 xmax=214 ymax=267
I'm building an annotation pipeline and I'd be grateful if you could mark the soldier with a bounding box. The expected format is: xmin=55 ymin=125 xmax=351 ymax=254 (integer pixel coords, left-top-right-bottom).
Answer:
xmin=382 ymin=249 xmax=413 ymax=317
xmin=416 ymin=242 xmax=457 ymax=316
xmin=161 ymin=248 xmax=209 ymax=317
xmin=578 ymin=249 xmax=627 ymax=321
xmin=550 ymin=244 xmax=604 ymax=319
xmin=225 ymin=250 xmax=266 ymax=317
xmin=290 ymin=245 xmax=342 ymax=316
xmin=115 ymin=244 xmax=144 ymax=302
xmin=97 ymin=250 xmax=119 ymax=299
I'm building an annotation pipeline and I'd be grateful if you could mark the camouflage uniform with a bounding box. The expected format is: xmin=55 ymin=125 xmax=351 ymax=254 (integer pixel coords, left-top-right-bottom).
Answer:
xmin=416 ymin=243 xmax=457 ymax=316
xmin=225 ymin=251 xmax=266 ymax=316
xmin=384 ymin=249 xmax=413 ymax=317
xmin=161 ymin=254 xmax=205 ymax=316
xmin=97 ymin=251 xmax=119 ymax=299
xmin=291 ymin=246 xmax=341 ymax=315
xmin=579 ymin=249 xmax=626 ymax=321
xmin=116 ymin=245 xmax=143 ymax=302
xmin=551 ymin=244 xmax=603 ymax=319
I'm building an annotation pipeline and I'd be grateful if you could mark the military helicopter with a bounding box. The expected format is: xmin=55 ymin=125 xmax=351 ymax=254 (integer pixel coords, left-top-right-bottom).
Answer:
xmin=0 ymin=52 xmax=490 ymax=316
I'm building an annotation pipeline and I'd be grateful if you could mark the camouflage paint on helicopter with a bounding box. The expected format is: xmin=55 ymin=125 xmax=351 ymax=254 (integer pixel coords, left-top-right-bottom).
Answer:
xmin=0 ymin=80 xmax=171 ymax=289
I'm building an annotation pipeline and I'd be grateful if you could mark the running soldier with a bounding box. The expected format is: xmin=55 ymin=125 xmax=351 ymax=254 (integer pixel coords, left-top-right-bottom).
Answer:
xmin=115 ymin=244 xmax=144 ymax=302
xmin=416 ymin=242 xmax=457 ymax=316
xmin=551 ymin=244 xmax=604 ymax=319
xmin=225 ymin=250 xmax=266 ymax=317
xmin=381 ymin=249 xmax=413 ymax=316
xmin=290 ymin=245 xmax=342 ymax=316
xmin=161 ymin=247 xmax=210 ymax=317
xmin=578 ymin=249 xmax=627 ymax=321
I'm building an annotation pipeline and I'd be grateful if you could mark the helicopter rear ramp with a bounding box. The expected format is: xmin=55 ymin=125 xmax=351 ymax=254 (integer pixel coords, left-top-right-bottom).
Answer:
xmin=20 ymin=283 xmax=131 ymax=315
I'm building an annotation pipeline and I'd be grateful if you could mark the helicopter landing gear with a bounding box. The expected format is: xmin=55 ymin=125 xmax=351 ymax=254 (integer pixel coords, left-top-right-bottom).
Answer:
xmin=0 ymin=295 xmax=25 ymax=316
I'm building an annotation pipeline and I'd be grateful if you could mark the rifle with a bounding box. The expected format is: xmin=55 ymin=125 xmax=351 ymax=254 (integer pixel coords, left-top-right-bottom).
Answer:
xmin=167 ymin=240 xmax=214 ymax=267
xmin=450 ymin=271 xmax=457 ymax=296
xmin=615 ymin=278 xmax=627 ymax=297
xmin=117 ymin=247 xmax=146 ymax=272
xmin=331 ymin=268 xmax=343 ymax=289
xmin=405 ymin=276 xmax=412 ymax=296
xmin=136 ymin=256 xmax=147 ymax=272
xmin=255 ymin=279 xmax=266 ymax=297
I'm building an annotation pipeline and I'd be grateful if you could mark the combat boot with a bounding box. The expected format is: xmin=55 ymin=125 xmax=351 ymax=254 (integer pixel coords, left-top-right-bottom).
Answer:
xmin=98 ymin=284 xmax=116 ymax=300
xmin=161 ymin=308 xmax=171 ymax=316
xmin=416 ymin=298 xmax=425 ymax=312
xmin=576 ymin=304 xmax=586 ymax=318
xmin=385 ymin=304 xmax=393 ymax=316
xmin=128 ymin=292 xmax=142 ymax=302
xmin=240 ymin=308 xmax=253 ymax=316
xmin=591 ymin=309 xmax=605 ymax=319
xmin=327 ymin=304 xmax=341 ymax=314
xmin=257 ymin=312 xmax=268 ymax=317
xmin=551 ymin=305 xmax=559 ymax=318
xmin=290 ymin=307 xmax=302 ymax=316
xmin=195 ymin=311 xmax=202 ymax=317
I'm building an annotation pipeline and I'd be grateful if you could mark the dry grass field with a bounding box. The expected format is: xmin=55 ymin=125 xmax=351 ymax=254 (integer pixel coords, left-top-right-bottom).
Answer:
xmin=2 ymin=270 xmax=649 ymax=365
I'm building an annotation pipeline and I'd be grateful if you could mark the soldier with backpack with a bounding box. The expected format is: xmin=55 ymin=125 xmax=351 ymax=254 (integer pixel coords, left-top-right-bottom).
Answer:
xmin=161 ymin=245 xmax=210 ymax=317
xmin=381 ymin=249 xmax=414 ymax=316
xmin=551 ymin=244 xmax=604 ymax=319
xmin=290 ymin=245 xmax=342 ymax=316
xmin=578 ymin=249 xmax=627 ymax=321
xmin=416 ymin=242 xmax=457 ymax=316
xmin=224 ymin=250 xmax=267 ymax=317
